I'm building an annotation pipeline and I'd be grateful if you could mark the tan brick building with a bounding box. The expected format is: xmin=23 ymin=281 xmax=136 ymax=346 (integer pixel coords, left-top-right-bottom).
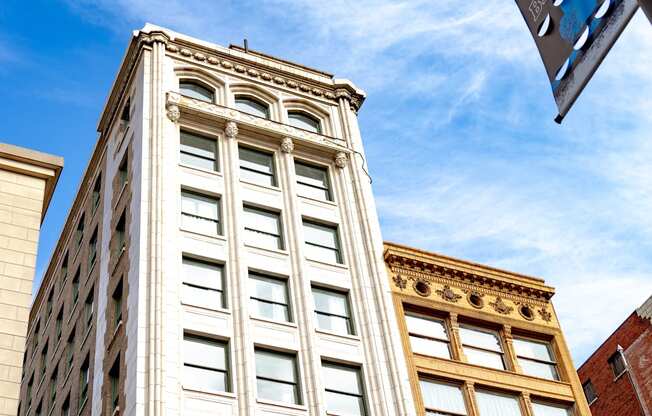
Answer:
xmin=384 ymin=242 xmax=592 ymax=416
xmin=0 ymin=143 xmax=62 ymax=416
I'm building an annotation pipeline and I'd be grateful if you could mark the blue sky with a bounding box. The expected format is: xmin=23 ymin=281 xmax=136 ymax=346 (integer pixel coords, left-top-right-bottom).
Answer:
xmin=1 ymin=0 xmax=651 ymax=364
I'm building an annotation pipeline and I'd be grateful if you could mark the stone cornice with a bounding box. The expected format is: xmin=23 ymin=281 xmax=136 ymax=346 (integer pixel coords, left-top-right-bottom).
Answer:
xmin=384 ymin=243 xmax=555 ymax=304
xmin=167 ymin=92 xmax=351 ymax=154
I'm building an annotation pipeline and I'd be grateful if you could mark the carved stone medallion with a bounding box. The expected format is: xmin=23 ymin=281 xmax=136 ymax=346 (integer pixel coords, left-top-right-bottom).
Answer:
xmin=225 ymin=121 xmax=239 ymax=139
xmin=489 ymin=296 xmax=514 ymax=315
xmin=538 ymin=307 xmax=552 ymax=322
xmin=436 ymin=285 xmax=462 ymax=303
xmin=334 ymin=152 xmax=348 ymax=168
xmin=393 ymin=275 xmax=407 ymax=290
xmin=280 ymin=137 xmax=294 ymax=154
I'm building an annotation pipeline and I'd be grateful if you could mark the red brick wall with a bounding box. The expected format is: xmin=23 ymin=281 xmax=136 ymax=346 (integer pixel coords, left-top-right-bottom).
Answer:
xmin=578 ymin=312 xmax=651 ymax=416
xmin=627 ymin=326 xmax=652 ymax=414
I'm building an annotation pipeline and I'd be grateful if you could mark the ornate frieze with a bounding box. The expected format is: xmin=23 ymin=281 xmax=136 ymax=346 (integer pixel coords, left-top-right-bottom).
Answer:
xmin=490 ymin=297 xmax=514 ymax=315
xmin=436 ymin=285 xmax=463 ymax=303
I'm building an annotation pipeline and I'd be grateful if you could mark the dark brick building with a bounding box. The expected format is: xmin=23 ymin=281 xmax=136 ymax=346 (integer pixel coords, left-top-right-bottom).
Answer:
xmin=578 ymin=295 xmax=652 ymax=416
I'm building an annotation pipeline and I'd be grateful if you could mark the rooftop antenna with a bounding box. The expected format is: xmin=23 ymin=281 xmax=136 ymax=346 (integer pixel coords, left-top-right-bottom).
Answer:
xmin=244 ymin=39 xmax=249 ymax=53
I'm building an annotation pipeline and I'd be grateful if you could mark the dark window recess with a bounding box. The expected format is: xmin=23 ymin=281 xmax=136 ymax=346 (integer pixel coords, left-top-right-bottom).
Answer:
xmin=609 ymin=351 xmax=627 ymax=378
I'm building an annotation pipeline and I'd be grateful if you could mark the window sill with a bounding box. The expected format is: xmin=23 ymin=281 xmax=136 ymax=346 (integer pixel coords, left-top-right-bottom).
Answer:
xmin=67 ymin=303 xmax=79 ymax=324
xmin=47 ymin=401 xmax=57 ymax=416
xmin=182 ymin=385 xmax=236 ymax=400
xmin=298 ymin=194 xmax=337 ymax=207
xmin=107 ymin=321 xmax=124 ymax=351
xmin=256 ymin=398 xmax=306 ymax=412
xmin=53 ymin=338 xmax=62 ymax=356
xmin=315 ymin=328 xmax=360 ymax=342
xmin=111 ymin=246 xmax=127 ymax=275
xmin=240 ymin=179 xmax=282 ymax=194
xmin=180 ymin=227 xmax=226 ymax=242
xmin=179 ymin=163 xmax=222 ymax=178
xmin=250 ymin=315 xmax=297 ymax=329
xmin=306 ymin=257 xmax=348 ymax=270
xmin=113 ymin=182 xmax=129 ymax=210
xmin=87 ymin=259 xmax=97 ymax=278
xmin=81 ymin=326 xmax=93 ymax=350
xmin=244 ymin=243 xmax=288 ymax=257
xmin=63 ymin=365 xmax=74 ymax=387
xmin=78 ymin=397 xmax=88 ymax=416
xmin=613 ymin=370 xmax=627 ymax=382
xmin=181 ymin=302 xmax=230 ymax=316
xmin=111 ymin=405 xmax=120 ymax=416
xmin=588 ymin=397 xmax=598 ymax=406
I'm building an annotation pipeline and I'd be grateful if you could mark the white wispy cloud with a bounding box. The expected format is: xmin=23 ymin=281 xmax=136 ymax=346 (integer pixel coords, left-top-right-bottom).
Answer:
xmin=64 ymin=0 xmax=652 ymax=363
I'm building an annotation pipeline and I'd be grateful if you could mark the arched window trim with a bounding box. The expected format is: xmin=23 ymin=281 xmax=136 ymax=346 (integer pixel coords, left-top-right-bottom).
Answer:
xmin=283 ymin=98 xmax=331 ymax=136
xmin=175 ymin=66 xmax=226 ymax=105
xmin=234 ymin=94 xmax=271 ymax=119
xmin=287 ymin=110 xmax=322 ymax=134
xmin=179 ymin=79 xmax=216 ymax=103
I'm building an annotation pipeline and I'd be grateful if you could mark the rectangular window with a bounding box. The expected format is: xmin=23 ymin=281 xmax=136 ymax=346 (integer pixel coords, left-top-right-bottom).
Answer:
xmin=75 ymin=215 xmax=85 ymax=250
xmin=49 ymin=367 xmax=58 ymax=410
xmin=532 ymin=401 xmax=573 ymax=416
xmin=419 ymin=378 xmax=468 ymax=416
xmin=303 ymin=220 xmax=342 ymax=264
xmin=46 ymin=291 xmax=53 ymax=317
xmin=180 ymin=130 xmax=218 ymax=171
xmin=608 ymin=351 xmax=627 ymax=378
xmin=35 ymin=402 xmax=41 ymax=416
xmin=243 ymin=206 xmax=283 ymax=250
xmin=181 ymin=190 xmax=221 ymax=235
xmin=66 ymin=329 xmax=75 ymax=373
xmin=322 ymin=362 xmax=366 ymax=415
xmin=458 ymin=326 xmax=505 ymax=370
xmin=72 ymin=268 xmax=80 ymax=305
xmin=255 ymin=349 xmax=300 ymax=405
xmin=115 ymin=211 xmax=126 ymax=256
xmin=312 ymin=287 xmax=354 ymax=335
xmin=109 ymin=358 xmax=120 ymax=411
xmin=33 ymin=321 xmax=40 ymax=350
xmin=84 ymin=291 xmax=94 ymax=332
xmin=39 ymin=343 xmax=48 ymax=383
xmin=183 ymin=334 xmax=229 ymax=393
xmin=113 ymin=280 xmax=123 ymax=328
xmin=62 ymin=396 xmax=70 ymax=416
xmin=475 ymin=390 xmax=522 ymax=416
xmin=118 ymin=153 xmax=128 ymax=189
xmin=55 ymin=309 xmax=63 ymax=342
xmin=27 ymin=376 xmax=33 ymax=408
xmin=181 ymin=257 xmax=225 ymax=310
xmin=582 ymin=380 xmax=597 ymax=404
xmin=92 ymin=174 xmax=101 ymax=214
xmin=406 ymin=313 xmax=451 ymax=359
xmin=89 ymin=228 xmax=98 ymax=269
xmin=249 ymin=273 xmax=290 ymax=322
xmin=239 ymin=146 xmax=276 ymax=187
xmin=513 ymin=338 xmax=559 ymax=380
xmin=60 ymin=254 xmax=69 ymax=292
xmin=79 ymin=357 xmax=89 ymax=408
xmin=295 ymin=161 xmax=332 ymax=201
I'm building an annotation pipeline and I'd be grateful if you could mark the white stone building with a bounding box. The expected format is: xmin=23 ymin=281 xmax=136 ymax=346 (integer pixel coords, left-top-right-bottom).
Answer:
xmin=18 ymin=24 xmax=415 ymax=416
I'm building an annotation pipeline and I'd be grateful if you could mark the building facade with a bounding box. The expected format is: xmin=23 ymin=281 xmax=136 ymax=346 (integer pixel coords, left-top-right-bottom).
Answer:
xmin=17 ymin=25 xmax=415 ymax=416
xmin=578 ymin=295 xmax=652 ymax=416
xmin=384 ymin=242 xmax=592 ymax=416
xmin=0 ymin=143 xmax=62 ymax=416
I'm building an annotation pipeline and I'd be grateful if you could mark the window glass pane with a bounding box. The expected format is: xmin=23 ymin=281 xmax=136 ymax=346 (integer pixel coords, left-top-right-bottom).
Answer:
xmin=297 ymin=182 xmax=330 ymax=201
xmin=410 ymin=336 xmax=451 ymax=359
xmin=255 ymin=350 xmax=296 ymax=383
xmin=244 ymin=208 xmax=280 ymax=235
xmin=257 ymin=378 xmax=298 ymax=404
xmin=406 ymin=315 xmax=448 ymax=340
xmin=295 ymin=162 xmax=329 ymax=188
xmin=419 ymin=379 xmax=467 ymax=415
xmin=180 ymin=131 xmax=217 ymax=171
xmin=183 ymin=366 xmax=227 ymax=392
xmin=235 ymin=97 xmax=269 ymax=118
xmin=475 ymin=390 xmax=522 ymax=416
xmin=182 ymin=192 xmax=219 ymax=220
xmin=464 ymin=348 xmax=505 ymax=369
xmin=239 ymin=147 xmax=275 ymax=186
xmin=459 ymin=327 xmax=503 ymax=352
xmin=315 ymin=313 xmax=351 ymax=334
xmin=519 ymin=359 xmax=558 ymax=380
xmin=182 ymin=285 xmax=224 ymax=310
xmin=532 ymin=402 xmax=572 ymax=416
xmin=250 ymin=275 xmax=287 ymax=303
xmin=182 ymin=258 xmax=223 ymax=291
xmin=252 ymin=300 xmax=289 ymax=322
xmin=303 ymin=222 xmax=338 ymax=248
xmin=180 ymin=82 xmax=214 ymax=102
xmin=183 ymin=336 xmax=226 ymax=370
xmin=313 ymin=288 xmax=348 ymax=317
xmin=288 ymin=112 xmax=321 ymax=133
xmin=325 ymin=391 xmax=365 ymax=416
xmin=322 ymin=364 xmax=361 ymax=395
xmin=513 ymin=339 xmax=553 ymax=362
xmin=305 ymin=244 xmax=341 ymax=264
xmin=245 ymin=229 xmax=283 ymax=250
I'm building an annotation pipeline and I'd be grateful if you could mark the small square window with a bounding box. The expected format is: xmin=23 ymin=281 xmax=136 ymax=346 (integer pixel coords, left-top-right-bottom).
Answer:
xmin=243 ymin=206 xmax=283 ymax=250
xmin=181 ymin=258 xmax=225 ymax=310
xmin=608 ymin=351 xmax=627 ymax=378
xmin=181 ymin=191 xmax=221 ymax=236
xmin=239 ymin=146 xmax=276 ymax=187
xmin=255 ymin=349 xmax=300 ymax=405
xmin=295 ymin=161 xmax=331 ymax=201
xmin=180 ymin=130 xmax=218 ymax=171
xmin=249 ymin=273 xmax=290 ymax=322
xmin=583 ymin=380 xmax=598 ymax=404
xmin=303 ymin=220 xmax=342 ymax=264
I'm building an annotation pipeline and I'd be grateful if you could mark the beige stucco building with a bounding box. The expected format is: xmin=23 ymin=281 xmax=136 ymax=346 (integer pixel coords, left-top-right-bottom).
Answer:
xmin=0 ymin=143 xmax=62 ymax=416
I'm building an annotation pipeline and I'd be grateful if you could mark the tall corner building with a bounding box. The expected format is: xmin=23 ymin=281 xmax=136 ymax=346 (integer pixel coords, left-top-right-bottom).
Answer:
xmin=0 ymin=143 xmax=62 ymax=416
xmin=17 ymin=25 xmax=415 ymax=416
xmin=383 ymin=242 xmax=593 ymax=416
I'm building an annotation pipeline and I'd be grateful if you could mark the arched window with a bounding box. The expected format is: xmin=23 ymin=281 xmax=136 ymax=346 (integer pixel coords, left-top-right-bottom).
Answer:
xmin=179 ymin=80 xmax=214 ymax=103
xmin=288 ymin=111 xmax=321 ymax=134
xmin=235 ymin=96 xmax=270 ymax=119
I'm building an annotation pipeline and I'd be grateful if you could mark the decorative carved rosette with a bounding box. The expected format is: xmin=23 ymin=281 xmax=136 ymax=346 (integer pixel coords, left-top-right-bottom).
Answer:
xmin=436 ymin=285 xmax=462 ymax=303
xmin=225 ymin=121 xmax=238 ymax=139
xmin=489 ymin=297 xmax=514 ymax=315
xmin=393 ymin=275 xmax=407 ymax=290
xmin=280 ymin=137 xmax=294 ymax=154
xmin=334 ymin=152 xmax=348 ymax=168
xmin=166 ymin=92 xmax=182 ymax=123
xmin=538 ymin=307 xmax=552 ymax=322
